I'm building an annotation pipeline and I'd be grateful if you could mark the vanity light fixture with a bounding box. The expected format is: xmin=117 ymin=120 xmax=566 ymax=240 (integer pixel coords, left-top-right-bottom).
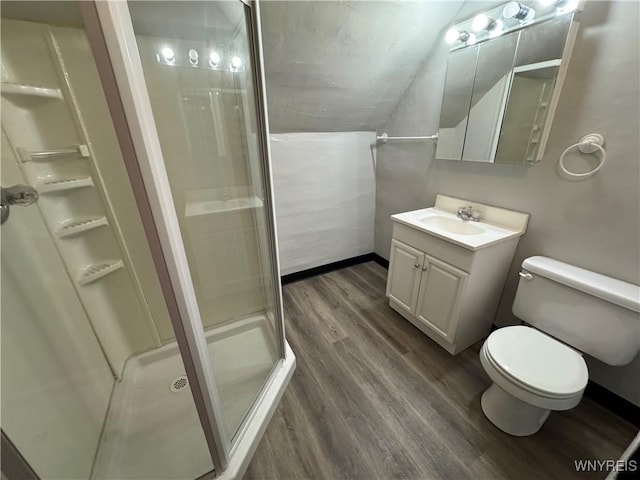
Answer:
xmin=503 ymin=2 xmax=535 ymax=21
xmin=445 ymin=27 xmax=470 ymax=44
xmin=188 ymin=49 xmax=198 ymax=66
xmin=161 ymin=47 xmax=175 ymax=64
xmin=209 ymin=51 xmax=220 ymax=68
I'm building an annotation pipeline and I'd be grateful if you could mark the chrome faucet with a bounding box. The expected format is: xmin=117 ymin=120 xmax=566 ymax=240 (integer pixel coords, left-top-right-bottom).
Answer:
xmin=457 ymin=205 xmax=481 ymax=222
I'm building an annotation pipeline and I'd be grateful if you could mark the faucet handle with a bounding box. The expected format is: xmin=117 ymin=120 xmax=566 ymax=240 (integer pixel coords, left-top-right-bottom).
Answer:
xmin=471 ymin=209 xmax=481 ymax=221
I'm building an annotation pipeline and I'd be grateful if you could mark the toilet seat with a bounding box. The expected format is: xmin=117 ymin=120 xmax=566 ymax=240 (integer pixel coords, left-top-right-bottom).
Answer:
xmin=484 ymin=326 xmax=588 ymax=399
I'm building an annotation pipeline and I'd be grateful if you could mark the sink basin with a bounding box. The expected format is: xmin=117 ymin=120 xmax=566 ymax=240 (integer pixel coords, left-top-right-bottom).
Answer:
xmin=390 ymin=196 xmax=529 ymax=251
xmin=420 ymin=216 xmax=484 ymax=235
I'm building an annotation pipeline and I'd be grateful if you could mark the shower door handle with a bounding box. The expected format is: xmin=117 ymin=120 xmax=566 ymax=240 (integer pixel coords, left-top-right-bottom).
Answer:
xmin=1 ymin=185 xmax=39 ymax=225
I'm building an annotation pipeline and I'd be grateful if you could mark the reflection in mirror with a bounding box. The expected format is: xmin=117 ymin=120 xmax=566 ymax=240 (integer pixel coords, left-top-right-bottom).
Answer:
xmin=513 ymin=15 xmax=572 ymax=67
xmin=435 ymin=46 xmax=478 ymax=160
xmin=494 ymin=61 xmax=560 ymax=163
xmin=462 ymin=32 xmax=518 ymax=162
xmin=495 ymin=15 xmax=572 ymax=164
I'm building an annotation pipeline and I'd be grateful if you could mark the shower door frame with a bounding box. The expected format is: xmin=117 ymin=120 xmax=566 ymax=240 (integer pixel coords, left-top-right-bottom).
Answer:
xmin=80 ymin=0 xmax=288 ymax=476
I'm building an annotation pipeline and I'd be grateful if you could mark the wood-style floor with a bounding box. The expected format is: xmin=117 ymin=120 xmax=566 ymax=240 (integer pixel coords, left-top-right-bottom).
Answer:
xmin=244 ymin=262 xmax=638 ymax=480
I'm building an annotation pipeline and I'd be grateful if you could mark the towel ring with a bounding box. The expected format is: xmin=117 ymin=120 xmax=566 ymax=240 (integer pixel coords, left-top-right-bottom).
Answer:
xmin=558 ymin=134 xmax=606 ymax=179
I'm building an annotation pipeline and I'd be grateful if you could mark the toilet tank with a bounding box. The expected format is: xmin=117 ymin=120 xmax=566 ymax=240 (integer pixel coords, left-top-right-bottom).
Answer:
xmin=513 ymin=256 xmax=640 ymax=366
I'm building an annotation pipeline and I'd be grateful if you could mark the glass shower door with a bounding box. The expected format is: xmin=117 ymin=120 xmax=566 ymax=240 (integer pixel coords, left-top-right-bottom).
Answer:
xmin=126 ymin=0 xmax=283 ymax=441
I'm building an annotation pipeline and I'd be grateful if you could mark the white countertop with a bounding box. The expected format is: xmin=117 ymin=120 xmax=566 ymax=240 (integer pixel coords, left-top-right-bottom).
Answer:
xmin=391 ymin=207 xmax=526 ymax=251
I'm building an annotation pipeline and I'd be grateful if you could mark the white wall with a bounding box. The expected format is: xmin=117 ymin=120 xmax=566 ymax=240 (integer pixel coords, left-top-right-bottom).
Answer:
xmin=271 ymin=132 xmax=376 ymax=275
xmin=375 ymin=1 xmax=640 ymax=405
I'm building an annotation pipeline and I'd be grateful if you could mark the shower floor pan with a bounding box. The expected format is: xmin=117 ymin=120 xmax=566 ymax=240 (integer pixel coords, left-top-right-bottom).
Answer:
xmin=93 ymin=314 xmax=279 ymax=480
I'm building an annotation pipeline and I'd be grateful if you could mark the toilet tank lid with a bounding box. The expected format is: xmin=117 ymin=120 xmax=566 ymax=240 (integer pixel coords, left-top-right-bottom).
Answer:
xmin=522 ymin=256 xmax=640 ymax=313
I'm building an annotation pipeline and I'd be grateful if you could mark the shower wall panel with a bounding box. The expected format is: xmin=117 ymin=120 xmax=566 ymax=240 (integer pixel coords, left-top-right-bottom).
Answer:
xmin=1 ymin=19 xmax=171 ymax=374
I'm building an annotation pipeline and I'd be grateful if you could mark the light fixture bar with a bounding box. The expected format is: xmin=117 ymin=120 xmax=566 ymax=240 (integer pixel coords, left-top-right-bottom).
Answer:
xmin=155 ymin=47 xmax=244 ymax=72
xmin=444 ymin=0 xmax=578 ymax=51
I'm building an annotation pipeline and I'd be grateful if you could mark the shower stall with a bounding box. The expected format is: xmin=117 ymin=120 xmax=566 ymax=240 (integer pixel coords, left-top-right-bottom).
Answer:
xmin=0 ymin=1 xmax=294 ymax=479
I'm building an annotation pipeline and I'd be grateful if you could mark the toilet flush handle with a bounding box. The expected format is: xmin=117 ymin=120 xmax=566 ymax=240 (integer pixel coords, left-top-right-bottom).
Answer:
xmin=519 ymin=271 xmax=533 ymax=280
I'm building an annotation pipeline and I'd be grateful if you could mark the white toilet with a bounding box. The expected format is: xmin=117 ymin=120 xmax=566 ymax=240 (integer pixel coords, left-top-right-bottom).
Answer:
xmin=480 ymin=256 xmax=640 ymax=436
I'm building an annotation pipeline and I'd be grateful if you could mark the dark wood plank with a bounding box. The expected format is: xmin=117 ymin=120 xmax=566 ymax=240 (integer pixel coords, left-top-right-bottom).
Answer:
xmin=244 ymin=262 xmax=637 ymax=480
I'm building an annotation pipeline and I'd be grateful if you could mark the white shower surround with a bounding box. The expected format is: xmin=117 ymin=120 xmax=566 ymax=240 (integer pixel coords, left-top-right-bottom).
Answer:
xmin=270 ymin=131 xmax=376 ymax=275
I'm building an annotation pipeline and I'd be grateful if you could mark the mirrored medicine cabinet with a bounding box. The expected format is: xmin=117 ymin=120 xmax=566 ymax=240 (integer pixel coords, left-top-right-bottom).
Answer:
xmin=436 ymin=12 xmax=578 ymax=165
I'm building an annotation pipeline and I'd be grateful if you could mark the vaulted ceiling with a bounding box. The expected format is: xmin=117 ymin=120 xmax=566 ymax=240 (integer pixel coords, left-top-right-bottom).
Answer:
xmin=260 ymin=0 xmax=501 ymax=133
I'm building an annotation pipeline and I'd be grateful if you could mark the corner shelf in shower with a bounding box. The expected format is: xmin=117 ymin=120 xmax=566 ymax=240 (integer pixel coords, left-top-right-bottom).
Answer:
xmin=18 ymin=144 xmax=90 ymax=162
xmin=185 ymin=196 xmax=264 ymax=217
xmin=57 ymin=217 xmax=109 ymax=238
xmin=77 ymin=260 xmax=124 ymax=286
xmin=37 ymin=177 xmax=94 ymax=194
xmin=1 ymin=83 xmax=63 ymax=109
xmin=1 ymin=82 xmax=63 ymax=99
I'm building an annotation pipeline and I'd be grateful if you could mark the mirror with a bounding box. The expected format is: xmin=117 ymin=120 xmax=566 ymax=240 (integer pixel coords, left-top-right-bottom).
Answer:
xmin=495 ymin=16 xmax=572 ymax=164
xmin=437 ymin=14 xmax=575 ymax=164
xmin=436 ymin=47 xmax=478 ymax=160
xmin=462 ymin=32 xmax=518 ymax=162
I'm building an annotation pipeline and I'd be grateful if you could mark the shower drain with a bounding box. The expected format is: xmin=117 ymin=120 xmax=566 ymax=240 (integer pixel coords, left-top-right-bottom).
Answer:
xmin=170 ymin=375 xmax=189 ymax=393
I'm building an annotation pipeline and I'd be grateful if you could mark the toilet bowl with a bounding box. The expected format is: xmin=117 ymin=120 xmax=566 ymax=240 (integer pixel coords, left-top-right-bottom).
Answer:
xmin=478 ymin=256 xmax=640 ymax=437
xmin=479 ymin=325 xmax=588 ymax=436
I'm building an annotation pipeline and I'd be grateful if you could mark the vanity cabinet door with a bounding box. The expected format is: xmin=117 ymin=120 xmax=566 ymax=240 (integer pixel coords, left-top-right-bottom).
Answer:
xmin=415 ymin=255 xmax=468 ymax=340
xmin=386 ymin=240 xmax=424 ymax=314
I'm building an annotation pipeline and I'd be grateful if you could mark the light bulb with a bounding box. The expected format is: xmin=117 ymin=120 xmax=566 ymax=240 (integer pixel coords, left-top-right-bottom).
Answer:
xmin=472 ymin=13 xmax=490 ymax=32
xmin=209 ymin=51 xmax=220 ymax=67
xmin=230 ymin=56 xmax=242 ymax=70
xmin=188 ymin=49 xmax=198 ymax=66
xmin=445 ymin=28 xmax=460 ymax=44
xmin=161 ymin=47 xmax=175 ymax=63
xmin=489 ymin=19 xmax=504 ymax=37
xmin=445 ymin=28 xmax=471 ymax=45
xmin=538 ymin=0 xmax=557 ymax=6
xmin=503 ymin=2 xmax=535 ymax=20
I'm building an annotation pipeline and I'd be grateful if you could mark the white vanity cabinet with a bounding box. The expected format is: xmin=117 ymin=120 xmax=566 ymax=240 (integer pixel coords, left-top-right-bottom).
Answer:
xmin=386 ymin=194 xmax=529 ymax=354
xmin=387 ymin=240 xmax=468 ymax=340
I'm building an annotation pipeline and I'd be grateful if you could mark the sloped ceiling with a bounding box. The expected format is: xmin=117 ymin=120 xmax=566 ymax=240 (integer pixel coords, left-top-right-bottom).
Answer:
xmin=260 ymin=0 xmax=502 ymax=133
